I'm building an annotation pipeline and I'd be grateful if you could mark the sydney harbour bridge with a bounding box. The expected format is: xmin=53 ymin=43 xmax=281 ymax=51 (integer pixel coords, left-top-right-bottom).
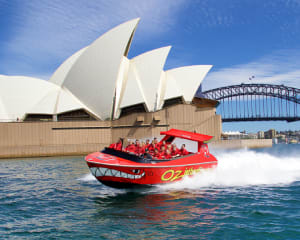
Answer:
xmin=201 ymin=84 xmax=300 ymax=122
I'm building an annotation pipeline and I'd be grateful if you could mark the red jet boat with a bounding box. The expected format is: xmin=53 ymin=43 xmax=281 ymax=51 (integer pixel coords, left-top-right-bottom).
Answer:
xmin=85 ymin=129 xmax=218 ymax=188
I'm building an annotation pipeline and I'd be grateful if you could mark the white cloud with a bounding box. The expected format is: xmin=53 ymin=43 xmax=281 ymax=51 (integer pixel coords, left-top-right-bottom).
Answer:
xmin=3 ymin=0 xmax=300 ymax=83
xmin=203 ymin=49 xmax=300 ymax=90
xmin=1 ymin=0 xmax=185 ymax=79
xmin=4 ymin=0 xmax=185 ymax=59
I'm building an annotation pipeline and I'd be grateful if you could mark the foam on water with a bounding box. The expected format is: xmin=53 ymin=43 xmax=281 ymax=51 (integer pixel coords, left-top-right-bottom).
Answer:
xmin=77 ymin=173 xmax=97 ymax=182
xmin=161 ymin=148 xmax=300 ymax=190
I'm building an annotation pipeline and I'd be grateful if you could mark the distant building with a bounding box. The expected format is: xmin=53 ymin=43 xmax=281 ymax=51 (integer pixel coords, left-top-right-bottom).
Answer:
xmin=276 ymin=134 xmax=286 ymax=143
xmin=257 ymin=131 xmax=265 ymax=139
xmin=264 ymin=129 xmax=276 ymax=139
xmin=289 ymin=139 xmax=298 ymax=144
xmin=248 ymin=133 xmax=258 ymax=139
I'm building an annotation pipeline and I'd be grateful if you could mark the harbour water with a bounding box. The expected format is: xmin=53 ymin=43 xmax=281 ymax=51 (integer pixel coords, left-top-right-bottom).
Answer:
xmin=1 ymin=144 xmax=300 ymax=239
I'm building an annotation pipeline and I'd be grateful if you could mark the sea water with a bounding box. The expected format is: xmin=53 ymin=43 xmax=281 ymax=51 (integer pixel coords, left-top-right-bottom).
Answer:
xmin=0 ymin=144 xmax=300 ymax=239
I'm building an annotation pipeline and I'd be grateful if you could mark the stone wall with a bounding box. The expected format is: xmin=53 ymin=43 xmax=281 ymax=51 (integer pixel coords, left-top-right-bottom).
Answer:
xmin=0 ymin=121 xmax=111 ymax=158
xmin=0 ymin=103 xmax=222 ymax=158
xmin=209 ymin=139 xmax=273 ymax=150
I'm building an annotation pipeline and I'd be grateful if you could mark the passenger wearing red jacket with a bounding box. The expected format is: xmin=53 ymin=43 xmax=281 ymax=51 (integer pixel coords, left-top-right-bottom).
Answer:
xmin=157 ymin=140 xmax=167 ymax=150
xmin=199 ymin=143 xmax=209 ymax=156
xmin=140 ymin=142 xmax=146 ymax=155
xmin=166 ymin=144 xmax=172 ymax=152
xmin=134 ymin=140 xmax=143 ymax=155
xmin=125 ymin=141 xmax=136 ymax=153
xmin=160 ymin=146 xmax=166 ymax=155
xmin=109 ymin=138 xmax=123 ymax=151
xmin=164 ymin=149 xmax=172 ymax=159
xmin=145 ymin=139 xmax=151 ymax=149
xmin=148 ymin=143 xmax=156 ymax=154
xmin=171 ymin=144 xmax=180 ymax=157
xmin=179 ymin=144 xmax=189 ymax=156
xmin=115 ymin=141 xmax=123 ymax=151
xmin=109 ymin=143 xmax=115 ymax=149
xmin=153 ymin=138 xmax=160 ymax=149
xmin=153 ymin=148 xmax=163 ymax=159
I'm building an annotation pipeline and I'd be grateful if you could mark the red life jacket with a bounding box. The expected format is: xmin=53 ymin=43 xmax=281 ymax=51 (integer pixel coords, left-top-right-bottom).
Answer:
xmin=109 ymin=143 xmax=116 ymax=149
xmin=164 ymin=153 xmax=172 ymax=159
xmin=135 ymin=144 xmax=143 ymax=155
xmin=109 ymin=142 xmax=122 ymax=151
xmin=140 ymin=146 xmax=146 ymax=155
xmin=180 ymin=148 xmax=189 ymax=156
xmin=115 ymin=142 xmax=122 ymax=151
xmin=125 ymin=144 xmax=136 ymax=153
xmin=200 ymin=144 xmax=209 ymax=155
xmin=156 ymin=142 xmax=163 ymax=149
xmin=171 ymin=148 xmax=180 ymax=157
xmin=148 ymin=145 xmax=155 ymax=153
xmin=153 ymin=152 xmax=163 ymax=159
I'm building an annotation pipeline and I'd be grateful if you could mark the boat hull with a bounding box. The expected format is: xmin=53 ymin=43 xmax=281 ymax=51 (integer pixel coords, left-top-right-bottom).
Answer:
xmin=86 ymin=151 xmax=217 ymax=188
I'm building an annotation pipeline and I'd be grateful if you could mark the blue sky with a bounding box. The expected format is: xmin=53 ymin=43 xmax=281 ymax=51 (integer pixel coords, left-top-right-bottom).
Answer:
xmin=1 ymin=0 xmax=300 ymax=132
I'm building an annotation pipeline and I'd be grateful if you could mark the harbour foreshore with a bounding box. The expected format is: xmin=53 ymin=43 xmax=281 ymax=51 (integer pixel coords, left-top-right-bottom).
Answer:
xmin=0 ymin=105 xmax=270 ymax=159
xmin=0 ymin=139 xmax=272 ymax=159
xmin=0 ymin=119 xmax=271 ymax=160
xmin=209 ymin=139 xmax=272 ymax=150
xmin=0 ymin=103 xmax=223 ymax=159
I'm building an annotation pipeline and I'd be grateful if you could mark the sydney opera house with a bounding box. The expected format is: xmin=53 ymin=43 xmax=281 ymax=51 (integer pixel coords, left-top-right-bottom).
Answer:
xmin=0 ymin=18 xmax=221 ymax=158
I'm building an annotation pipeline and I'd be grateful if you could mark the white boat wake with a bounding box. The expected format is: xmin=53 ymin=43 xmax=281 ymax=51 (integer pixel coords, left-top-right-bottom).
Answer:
xmin=160 ymin=148 xmax=300 ymax=190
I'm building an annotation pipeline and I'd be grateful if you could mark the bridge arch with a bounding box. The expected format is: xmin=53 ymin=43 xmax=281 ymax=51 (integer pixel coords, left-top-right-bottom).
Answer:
xmin=201 ymin=84 xmax=300 ymax=122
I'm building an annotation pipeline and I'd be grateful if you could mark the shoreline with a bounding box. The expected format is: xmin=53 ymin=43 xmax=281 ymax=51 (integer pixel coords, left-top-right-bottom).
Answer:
xmin=209 ymin=139 xmax=272 ymax=150
xmin=0 ymin=139 xmax=272 ymax=159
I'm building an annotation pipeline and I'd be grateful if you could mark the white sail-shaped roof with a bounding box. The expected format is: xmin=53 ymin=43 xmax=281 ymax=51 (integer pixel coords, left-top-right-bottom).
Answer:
xmin=55 ymin=88 xmax=94 ymax=115
xmin=119 ymin=46 xmax=171 ymax=113
xmin=164 ymin=65 xmax=212 ymax=102
xmin=49 ymin=47 xmax=88 ymax=86
xmin=61 ymin=18 xmax=140 ymax=120
xmin=0 ymin=75 xmax=94 ymax=121
xmin=0 ymin=75 xmax=58 ymax=120
xmin=47 ymin=19 xmax=212 ymax=119
xmin=124 ymin=46 xmax=171 ymax=112
xmin=119 ymin=59 xmax=147 ymax=110
xmin=28 ymin=87 xmax=96 ymax=116
xmin=0 ymin=95 xmax=9 ymax=121
xmin=162 ymin=71 xmax=182 ymax=101
xmin=0 ymin=19 xmax=214 ymax=122
xmin=28 ymin=89 xmax=60 ymax=115
xmin=113 ymin=57 xmax=131 ymax=119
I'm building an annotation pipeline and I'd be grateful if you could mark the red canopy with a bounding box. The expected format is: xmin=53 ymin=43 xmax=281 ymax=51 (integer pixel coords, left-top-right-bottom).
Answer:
xmin=160 ymin=129 xmax=213 ymax=142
